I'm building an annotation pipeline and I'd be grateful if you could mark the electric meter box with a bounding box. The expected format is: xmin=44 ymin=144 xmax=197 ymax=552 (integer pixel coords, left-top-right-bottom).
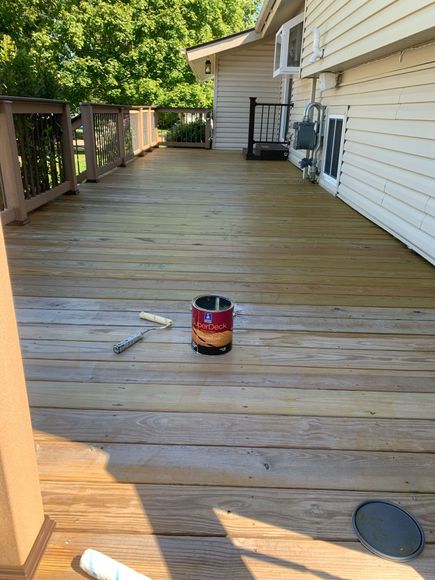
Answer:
xmin=293 ymin=121 xmax=317 ymax=150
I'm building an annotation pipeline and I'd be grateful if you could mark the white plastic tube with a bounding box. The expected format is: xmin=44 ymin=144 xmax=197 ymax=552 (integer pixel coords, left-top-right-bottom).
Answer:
xmin=309 ymin=27 xmax=323 ymax=62
xmin=80 ymin=549 xmax=151 ymax=580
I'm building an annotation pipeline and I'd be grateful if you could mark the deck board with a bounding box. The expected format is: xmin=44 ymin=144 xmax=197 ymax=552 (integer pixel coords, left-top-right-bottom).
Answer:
xmin=5 ymin=148 xmax=435 ymax=579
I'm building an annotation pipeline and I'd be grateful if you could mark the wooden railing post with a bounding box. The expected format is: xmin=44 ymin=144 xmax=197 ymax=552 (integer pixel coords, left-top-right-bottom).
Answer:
xmin=0 ymin=222 xmax=55 ymax=577
xmin=61 ymin=102 xmax=79 ymax=194
xmin=0 ymin=101 xmax=29 ymax=224
xmin=136 ymin=107 xmax=145 ymax=156
xmin=246 ymin=97 xmax=257 ymax=160
xmin=81 ymin=103 xmax=98 ymax=182
xmin=117 ymin=107 xmax=127 ymax=167
xmin=153 ymin=109 xmax=159 ymax=146
xmin=147 ymin=108 xmax=153 ymax=148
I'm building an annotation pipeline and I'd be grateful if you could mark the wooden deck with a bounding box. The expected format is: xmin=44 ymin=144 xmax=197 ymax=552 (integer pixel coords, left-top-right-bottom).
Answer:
xmin=5 ymin=148 xmax=435 ymax=579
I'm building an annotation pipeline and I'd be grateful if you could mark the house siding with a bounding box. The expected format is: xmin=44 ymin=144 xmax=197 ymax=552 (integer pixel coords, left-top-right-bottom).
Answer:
xmin=301 ymin=0 xmax=435 ymax=77
xmin=318 ymin=41 xmax=435 ymax=264
xmin=214 ymin=38 xmax=281 ymax=150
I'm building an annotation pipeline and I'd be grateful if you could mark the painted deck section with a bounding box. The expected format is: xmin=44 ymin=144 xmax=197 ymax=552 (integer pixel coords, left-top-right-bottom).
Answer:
xmin=5 ymin=148 xmax=435 ymax=579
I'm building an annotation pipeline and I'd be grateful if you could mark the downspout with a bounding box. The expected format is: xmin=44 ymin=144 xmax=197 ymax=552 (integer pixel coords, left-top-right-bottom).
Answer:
xmin=309 ymin=27 xmax=324 ymax=62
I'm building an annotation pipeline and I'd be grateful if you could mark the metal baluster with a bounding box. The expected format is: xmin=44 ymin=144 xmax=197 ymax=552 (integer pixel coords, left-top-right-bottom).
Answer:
xmin=266 ymin=105 xmax=271 ymax=142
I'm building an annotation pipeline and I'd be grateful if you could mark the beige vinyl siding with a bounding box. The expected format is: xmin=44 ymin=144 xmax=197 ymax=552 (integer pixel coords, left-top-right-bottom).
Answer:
xmin=214 ymin=38 xmax=281 ymax=150
xmin=319 ymin=42 xmax=435 ymax=265
xmin=301 ymin=0 xmax=435 ymax=76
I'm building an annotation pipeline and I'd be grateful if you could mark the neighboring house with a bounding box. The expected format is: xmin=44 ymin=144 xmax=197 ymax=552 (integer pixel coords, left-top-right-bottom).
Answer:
xmin=185 ymin=0 xmax=435 ymax=265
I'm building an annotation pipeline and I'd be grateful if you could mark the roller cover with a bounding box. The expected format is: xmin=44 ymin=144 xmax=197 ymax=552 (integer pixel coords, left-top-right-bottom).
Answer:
xmin=139 ymin=312 xmax=172 ymax=327
xmin=80 ymin=549 xmax=151 ymax=580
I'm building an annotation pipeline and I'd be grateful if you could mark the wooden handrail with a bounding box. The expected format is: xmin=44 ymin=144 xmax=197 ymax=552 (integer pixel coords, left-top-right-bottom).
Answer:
xmin=0 ymin=97 xmax=158 ymax=223
xmin=0 ymin=95 xmax=68 ymax=104
xmin=0 ymin=97 xmax=78 ymax=225
xmin=156 ymin=107 xmax=211 ymax=114
xmin=79 ymin=103 xmax=158 ymax=182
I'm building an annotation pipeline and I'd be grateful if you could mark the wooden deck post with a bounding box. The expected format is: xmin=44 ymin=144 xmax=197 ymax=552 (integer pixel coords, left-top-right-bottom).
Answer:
xmin=117 ymin=107 xmax=127 ymax=167
xmin=146 ymin=108 xmax=153 ymax=149
xmin=81 ymin=103 xmax=99 ymax=182
xmin=0 ymin=222 xmax=55 ymax=578
xmin=246 ymin=97 xmax=257 ymax=160
xmin=0 ymin=101 xmax=29 ymax=224
xmin=61 ymin=102 xmax=79 ymax=194
xmin=153 ymin=109 xmax=159 ymax=146
xmin=137 ymin=108 xmax=145 ymax=156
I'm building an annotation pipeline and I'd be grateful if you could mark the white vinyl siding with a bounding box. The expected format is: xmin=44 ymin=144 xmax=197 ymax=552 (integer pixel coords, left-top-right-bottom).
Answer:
xmin=302 ymin=0 xmax=435 ymax=76
xmin=319 ymin=41 xmax=435 ymax=265
xmin=214 ymin=38 xmax=281 ymax=150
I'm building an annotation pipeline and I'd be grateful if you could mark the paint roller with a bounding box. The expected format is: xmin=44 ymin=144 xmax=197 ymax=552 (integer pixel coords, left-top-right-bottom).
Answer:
xmin=80 ymin=549 xmax=151 ymax=580
xmin=112 ymin=311 xmax=172 ymax=354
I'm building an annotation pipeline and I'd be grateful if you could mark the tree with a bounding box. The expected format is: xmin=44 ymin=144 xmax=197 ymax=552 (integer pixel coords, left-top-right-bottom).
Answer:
xmin=0 ymin=0 xmax=261 ymax=107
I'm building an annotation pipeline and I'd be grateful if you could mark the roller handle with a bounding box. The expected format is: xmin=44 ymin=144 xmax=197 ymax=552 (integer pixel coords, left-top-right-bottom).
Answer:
xmin=113 ymin=332 xmax=144 ymax=354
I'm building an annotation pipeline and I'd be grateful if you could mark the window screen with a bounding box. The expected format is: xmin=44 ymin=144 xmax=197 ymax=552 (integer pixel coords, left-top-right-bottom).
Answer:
xmin=287 ymin=22 xmax=303 ymax=67
xmin=324 ymin=117 xmax=344 ymax=181
xmin=275 ymin=31 xmax=282 ymax=71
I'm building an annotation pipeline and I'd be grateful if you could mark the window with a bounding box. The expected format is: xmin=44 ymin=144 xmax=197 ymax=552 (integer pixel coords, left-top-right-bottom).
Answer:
xmin=322 ymin=115 xmax=345 ymax=188
xmin=273 ymin=13 xmax=304 ymax=77
xmin=275 ymin=31 xmax=282 ymax=71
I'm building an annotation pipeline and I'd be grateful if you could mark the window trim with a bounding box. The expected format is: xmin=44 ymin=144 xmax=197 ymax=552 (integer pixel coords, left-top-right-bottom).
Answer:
xmin=273 ymin=13 xmax=304 ymax=78
xmin=321 ymin=114 xmax=346 ymax=191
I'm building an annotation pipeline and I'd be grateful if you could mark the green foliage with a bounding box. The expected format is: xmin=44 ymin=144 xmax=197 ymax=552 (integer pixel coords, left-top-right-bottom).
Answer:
xmin=0 ymin=0 xmax=261 ymax=108
xmin=166 ymin=119 xmax=206 ymax=143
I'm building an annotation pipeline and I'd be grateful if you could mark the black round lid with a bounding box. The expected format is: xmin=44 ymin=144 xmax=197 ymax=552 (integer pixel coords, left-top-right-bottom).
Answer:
xmin=352 ymin=500 xmax=425 ymax=562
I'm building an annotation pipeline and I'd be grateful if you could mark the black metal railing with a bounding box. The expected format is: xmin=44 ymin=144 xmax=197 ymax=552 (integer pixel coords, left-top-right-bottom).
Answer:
xmin=93 ymin=112 xmax=120 ymax=168
xmin=246 ymin=97 xmax=293 ymax=160
xmin=14 ymin=112 xmax=66 ymax=198
xmin=123 ymin=110 xmax=133 ymax=156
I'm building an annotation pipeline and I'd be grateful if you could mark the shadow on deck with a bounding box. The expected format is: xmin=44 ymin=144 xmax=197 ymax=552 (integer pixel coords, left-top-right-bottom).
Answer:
xmin=5 ymin=148 xmax=435 ymax=579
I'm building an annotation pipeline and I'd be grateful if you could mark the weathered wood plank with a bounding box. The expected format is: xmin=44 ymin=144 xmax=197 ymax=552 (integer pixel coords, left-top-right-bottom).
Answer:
xmin=24 ymin=360 xmax=435 ymax=392
xmin=35 ymin=533 xmax=435 ymax=579
xmin=27 ymin=381 xmax=435 ymax=419
xmin=40 ymin=481 xmax=435 ymax=540
xmin=13 ymin=296 xmax=435 ymax=319
xmin=20 ymin=339 xmax=435 ymax=370
xmin=13 ymin=286 xmax=434 ymax=306
xmin=18 ymin=324 xmax=435 ymax=350
xmin=32 ymin=408 xmax=435 ymax=452
xmin=9 ymin=256 xmax=433 ymax=277
xmin=15 ymin=309 xmax=435 ymax=334
xmin=36 ymin=441 xmax=435 ymax=492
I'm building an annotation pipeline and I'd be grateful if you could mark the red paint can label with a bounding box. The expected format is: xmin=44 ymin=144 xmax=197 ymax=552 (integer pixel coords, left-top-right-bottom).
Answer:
xmin=192 ymin=295 xmax=234 ymax=355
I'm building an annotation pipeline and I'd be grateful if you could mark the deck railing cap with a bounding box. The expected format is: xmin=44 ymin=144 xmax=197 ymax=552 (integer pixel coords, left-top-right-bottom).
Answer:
xmin=0 ymin=95 xmax=68 ymax=104
xmin=80 ymin=102 xmax=154 ymax=110
xmin=156 ymin=106 xmax=211 ymax=113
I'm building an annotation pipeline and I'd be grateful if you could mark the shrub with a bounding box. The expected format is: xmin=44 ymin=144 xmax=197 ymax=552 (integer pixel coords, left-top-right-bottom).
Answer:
xmin=166 ymin=119 xmax=206 ymax=143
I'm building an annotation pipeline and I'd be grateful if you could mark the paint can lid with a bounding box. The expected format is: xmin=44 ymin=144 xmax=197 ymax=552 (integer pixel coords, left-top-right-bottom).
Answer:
xmin=352 ymin=500 xmax=425 ymax=562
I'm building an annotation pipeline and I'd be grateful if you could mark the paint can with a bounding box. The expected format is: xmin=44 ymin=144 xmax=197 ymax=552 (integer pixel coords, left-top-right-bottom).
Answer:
xmin=191 ymin=295 xmax=234 ymax=355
